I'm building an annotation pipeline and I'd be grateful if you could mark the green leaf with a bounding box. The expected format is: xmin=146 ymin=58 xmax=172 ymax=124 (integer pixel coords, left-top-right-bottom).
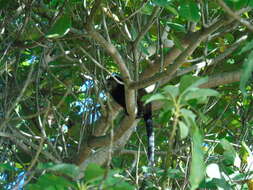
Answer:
xmin=158 ymin=109 xmax=172 ymax=124
xmin=27 ymin=184 xmax=42 ymax=190
xmin=250 ymin=0 xmax=253 ymax=8
xmin=162 ymin=85 xmax=179 ymax=100
xmin=165 ymin=5 xmax=178 ymax=16
xmin=21 ymin=22 xmax=41 ymax=41
xmin=224 ymin=33 xmax=235 ymax=44
xmin=107 ymin=180 xmax=135 ymax=190
xmin=180 ymin=108 xmax=196 ymax=125
xmin=0 ymin=0 xmax=10 ymax=9
xmin=37 ymin=163 xmax=80 ymax=178
xmin=184 ymin=89 xmax=219 ymax=102
xmin=48 ymin=163 xmax=80 ymax=178
xmin=224 ymin=0 xmax=248 ymax=10
xmin=101 ymin=170 xmax=135 ymax=190
xmin=240 ymin=141 xmax=252 ymax=163
xmin=162 ymin=101 xmax=174 ymax=111
xmin=239 ymin=51 xmax=253 ymax=96
xmin=179 ymin=121 xmax=189 ymax=139
xmin=166 ymin=169 xmax=184 ymax=179
xmin=144 ymin=93 xmax=167 ymax=104
xmin=153 ymin=0 xmax=172 ymax=7
xmin=209 ymin=178 xmax=231 ymax=189
xmin=0 ymin=163 xmax=16 ymax=172
xmin=179 ymin=75 xmax=208 ymax=94
xmin=141 ymin=2 xmax=154 ymax=15
xmin=231 ymin=171 xmax=253 ymax=181
xmin=85 ymin=163 xmax=105 ymax=182
xmin=239 ymin=39 xmax=253 ymax=54
xmin=178 ymin=1 xmax=200 ymax=22
xmin=189 ymin=124 xmax=205 ymax=190
xmin=220 ymin=139 xmax=240 ymax=167
xmin=220 ymin=139 xmax=236 ymax=152
xmin=46 ymin=14 xmax=72 ymax=38
xmin=166 ymin=22 xmax=186 ymax=33
xmin=29 ymin=174 xmax=73 ymax=190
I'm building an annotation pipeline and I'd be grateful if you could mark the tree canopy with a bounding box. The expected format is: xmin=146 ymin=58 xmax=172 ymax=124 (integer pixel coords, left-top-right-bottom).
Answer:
xmin=1 ymin=0 xmax=253 ymax=189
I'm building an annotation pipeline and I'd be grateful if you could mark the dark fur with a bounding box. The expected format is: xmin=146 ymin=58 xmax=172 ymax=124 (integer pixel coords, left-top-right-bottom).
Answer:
xmin=107 ymin=76 xmax=154 ymax=165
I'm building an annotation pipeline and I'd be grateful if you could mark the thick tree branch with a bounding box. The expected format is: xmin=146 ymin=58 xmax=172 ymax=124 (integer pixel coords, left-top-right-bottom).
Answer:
xmin=199 ymin=70 xmax=241 ymax=88
xmin=80 ymin=125 xmax=137 ymax=173
xmin=76 ymin=116 xmax=138 ymax=166
xmin=132 ymin=16 xmax=235 ymax=89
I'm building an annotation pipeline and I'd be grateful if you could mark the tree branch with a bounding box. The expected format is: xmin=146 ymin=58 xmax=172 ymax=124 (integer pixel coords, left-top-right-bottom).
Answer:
xmin=217 ymin=0 xmax=253 ymax=32
xmin=199 ymin=70 xmax=241 ymax=88
xmin=132 ymin=15 xmax=235 ymax=89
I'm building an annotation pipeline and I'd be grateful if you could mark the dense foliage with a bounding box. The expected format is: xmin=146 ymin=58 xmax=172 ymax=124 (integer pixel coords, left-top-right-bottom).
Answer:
xmin=1 ymin=0 xmax=253 ymax=189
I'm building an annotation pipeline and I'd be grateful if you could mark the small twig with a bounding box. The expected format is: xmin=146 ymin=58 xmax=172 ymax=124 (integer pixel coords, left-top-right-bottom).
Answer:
xmin=133 ymin=6 xmax=161 ymax=48
xmin=217 ymin=0 xmax=253 ymax=32
xmin=86 ymin=28 xmax=131 ymax=80
xmin=79 ymin=46 xmax=113 ymax=75
xmin=0 ymin=63 xmax=35 ymax=129
xmin=131 ymin=16 xmax=233 ymax=89
xmin=25 ymin=138 xmax=45 ymax=181
xmin=176 ymin=34 xmax=248 ymax=77
xmin=86 ymin=0 xmax=102 ymax=28
xmin=102 ymin=11 xmax=111 ymax=43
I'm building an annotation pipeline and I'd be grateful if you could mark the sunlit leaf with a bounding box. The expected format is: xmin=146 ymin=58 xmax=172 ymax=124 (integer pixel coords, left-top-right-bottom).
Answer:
xmin=167 ymin=22 xmax=186 ymax=33
xmin=184 ymin=89 xmax=219 ymax=102
xmin=144 ymin=93 xmax=167 ymax=104
xmin=189 ymin=124 xmax=205 ymax=190
xmin=180 ymin=108 xmax=196 ymax=125
xmin=179 ymin=75 xmax=208 ymax=94
xmin=162 ymin=85 xmax=179 ymax=100
xmin=179 ymin=121 xmax=189 ymax=139
xmin=240 ymin=141 xmax=252 ymax=163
